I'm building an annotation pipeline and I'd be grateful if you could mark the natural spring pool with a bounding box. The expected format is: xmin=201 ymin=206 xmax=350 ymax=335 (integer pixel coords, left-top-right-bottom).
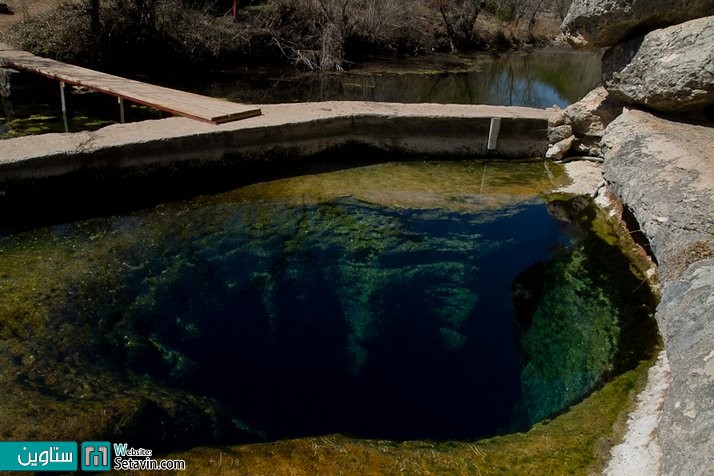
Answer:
xmin=0 ymin=159 xmax=659 ymax=450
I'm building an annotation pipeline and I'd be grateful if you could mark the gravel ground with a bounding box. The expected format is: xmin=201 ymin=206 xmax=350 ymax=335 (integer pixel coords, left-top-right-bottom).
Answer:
xmin=0 ymin=0 xmax=70 ymax=30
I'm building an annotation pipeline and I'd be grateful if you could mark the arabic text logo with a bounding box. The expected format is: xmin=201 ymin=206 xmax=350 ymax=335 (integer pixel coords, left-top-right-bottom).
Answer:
xmin=0 ymin=442 xmax=77 ymax=472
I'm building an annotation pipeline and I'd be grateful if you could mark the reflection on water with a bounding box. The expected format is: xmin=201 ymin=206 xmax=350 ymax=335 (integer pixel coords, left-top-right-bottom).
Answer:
xmin=0 ymin=161 xmax=657 ymax=445
xmin=1 ymin=48 xmax=600 ymax=137
xmin=194 ymin=48 xmax=601 ymax=108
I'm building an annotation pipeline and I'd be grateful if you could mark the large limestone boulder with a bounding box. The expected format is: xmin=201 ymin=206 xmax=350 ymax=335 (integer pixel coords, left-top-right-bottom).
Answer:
xmin=561 ymin=0 xmax=714 ymax=47
xmin=602 ymin=108 xmax=714 ymax=475
xmin=547 ymin=86 xmax=621 ymax=157
xmin=602 ymin=109 xmax=714 ymax=274
xmin=563 ymin=86 xmax=621 ymax=139
xmin=603 ymin=16 xmax=714 ymax=112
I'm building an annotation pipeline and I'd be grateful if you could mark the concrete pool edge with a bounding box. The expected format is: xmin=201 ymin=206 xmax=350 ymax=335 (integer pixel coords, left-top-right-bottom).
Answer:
xmin=0 ymin=102 xmax=553 ymax=185
xmin=5 ymin=99 xmax=708 ymax=472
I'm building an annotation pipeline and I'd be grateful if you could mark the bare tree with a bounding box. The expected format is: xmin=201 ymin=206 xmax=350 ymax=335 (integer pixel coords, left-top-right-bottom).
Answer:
xmin=514 ymin=0 xmax=545 ymax=31
xmin=433 ymin=0 xmax=485 ymax=52
xmin=268 ymin=0 xmax=354 ymax=71
xmin=88 ymin=0 xmax=100 ymax=36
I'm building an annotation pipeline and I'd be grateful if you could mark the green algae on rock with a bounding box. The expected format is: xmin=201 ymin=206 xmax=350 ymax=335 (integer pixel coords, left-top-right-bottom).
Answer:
xmin=513 ymin=197 xmax=659 ymax=427
xmin=0 ymin=160 xmax=658 ymax=463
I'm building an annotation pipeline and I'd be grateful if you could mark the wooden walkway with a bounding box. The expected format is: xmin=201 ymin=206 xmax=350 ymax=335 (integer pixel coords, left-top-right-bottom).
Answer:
xmin=0 ymin=43 xmax=261 ymax=124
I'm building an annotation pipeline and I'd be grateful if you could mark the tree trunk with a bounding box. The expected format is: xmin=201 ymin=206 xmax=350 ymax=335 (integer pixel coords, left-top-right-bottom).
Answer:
xmin=438 ymin=0 xmax=484 ymax=53
xmin=89 ymin=0 xmax=100 ymax=37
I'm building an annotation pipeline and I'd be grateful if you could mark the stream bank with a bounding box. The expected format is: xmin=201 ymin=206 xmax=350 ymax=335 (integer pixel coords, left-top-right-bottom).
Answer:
xmin=560 ymin=1 xmax=714 ymax=473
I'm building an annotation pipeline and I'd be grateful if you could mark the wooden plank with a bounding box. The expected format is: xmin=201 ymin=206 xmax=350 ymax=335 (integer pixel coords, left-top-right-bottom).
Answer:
xmin=0 ymin=46 xmax=261 ymax=124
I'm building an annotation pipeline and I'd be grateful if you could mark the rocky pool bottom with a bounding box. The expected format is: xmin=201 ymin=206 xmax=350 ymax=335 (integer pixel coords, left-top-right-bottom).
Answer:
xmin=0 ymin=160 xmax=659 ymax=472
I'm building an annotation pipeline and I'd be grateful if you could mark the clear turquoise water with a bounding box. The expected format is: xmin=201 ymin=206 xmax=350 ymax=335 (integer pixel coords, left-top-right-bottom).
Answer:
xmin=0 ymin=161 xmax=658 ymax=442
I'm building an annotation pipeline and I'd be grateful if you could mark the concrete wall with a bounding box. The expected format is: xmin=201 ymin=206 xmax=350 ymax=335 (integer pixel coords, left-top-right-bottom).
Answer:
xmin=0 ymin=102 xmax=552 ymax=190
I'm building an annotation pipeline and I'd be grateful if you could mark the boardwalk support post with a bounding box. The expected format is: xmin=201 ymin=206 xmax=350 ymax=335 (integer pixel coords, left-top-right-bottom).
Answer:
xmin=0 ymin=45 xmax=261 ymax=124
xmin=0 ymin=68 xmax=13 ymax=125
xmin=59 ymin=81 xmax=68 ymax=133
xmin=118 ymin=97 xmax=125 ymax=123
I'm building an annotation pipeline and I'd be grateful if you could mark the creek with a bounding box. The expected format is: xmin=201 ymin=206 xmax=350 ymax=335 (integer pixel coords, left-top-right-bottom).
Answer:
xmin=0 ymin=48 xmax=601 ymax=137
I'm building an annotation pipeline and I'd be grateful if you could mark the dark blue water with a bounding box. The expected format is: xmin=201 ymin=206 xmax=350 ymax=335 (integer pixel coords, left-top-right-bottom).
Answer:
xmin=82 ymin=195 xmax=569 ymax=441
xmin=0 ymin=162 xmax=657 ymax=444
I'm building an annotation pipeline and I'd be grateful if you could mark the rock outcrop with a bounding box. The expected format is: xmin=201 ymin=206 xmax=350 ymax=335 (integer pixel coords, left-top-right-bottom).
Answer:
xmin=602 ymin=109 xmax=714 ymax=281
xmin=602 ymin=109 xmax=714 ymax=474
xmin=562 ymin=87 xmax=621 ymax=139
xmin=603 ymin=16 xmax=714 ymax=112
xmin=562 ymin=0 xmax=714 ymax=470
xmin=546 ymin=86 xmax=621 ymax=160
xmin=562 ymin=0 xmax=714 ymax=47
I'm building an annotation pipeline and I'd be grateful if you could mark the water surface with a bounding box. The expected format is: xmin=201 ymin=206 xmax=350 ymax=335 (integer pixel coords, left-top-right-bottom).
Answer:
xmin=0 ymin=161 xmax=658 ymax=444
xmin=0 ymin=48 xmax=601 ymax=137
xmin=188 ymin=48 xmax=601 ymax=107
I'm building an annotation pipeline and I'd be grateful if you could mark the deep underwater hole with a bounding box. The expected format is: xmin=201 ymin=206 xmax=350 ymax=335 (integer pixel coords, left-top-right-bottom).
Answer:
xmin=0 ymin=161 xmax=659 ymax=443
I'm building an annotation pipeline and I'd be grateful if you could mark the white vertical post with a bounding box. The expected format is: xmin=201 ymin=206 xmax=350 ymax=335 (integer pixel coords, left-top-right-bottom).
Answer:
xmin=60 ymin=81 xmax=68 ymax=133
xmin=118 ymin=97 xmax=125 ymax=123
xmin=487 ymin=117 xmax=501 ymax=151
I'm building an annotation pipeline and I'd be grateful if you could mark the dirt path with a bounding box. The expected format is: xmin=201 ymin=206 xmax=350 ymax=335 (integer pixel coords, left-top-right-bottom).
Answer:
xmin=0 ymin=0 xmax=71 ymax=31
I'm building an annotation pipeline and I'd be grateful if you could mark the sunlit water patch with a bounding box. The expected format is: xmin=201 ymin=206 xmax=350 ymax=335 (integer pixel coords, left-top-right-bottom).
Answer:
xmin=0 ymin=161 xmax=657 ymax=444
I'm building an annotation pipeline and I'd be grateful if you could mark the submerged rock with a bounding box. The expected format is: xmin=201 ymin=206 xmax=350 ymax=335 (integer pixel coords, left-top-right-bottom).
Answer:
xmin=0 ymin=349 xmax=255 ymax=450
xmin=0 ymin=160 xmax=658 ymax=447
xmin=561 ymin=0 xmax=714 ymax=47
xmin=603 ymin=16 xmax=714 ymax=113
xmin=513 ymin=196 xmax=658 ymax=427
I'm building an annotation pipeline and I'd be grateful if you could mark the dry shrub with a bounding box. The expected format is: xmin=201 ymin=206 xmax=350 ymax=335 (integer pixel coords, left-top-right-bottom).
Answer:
xmin=348 ymin=0 xmax=438 ymax=55
xmin=261 ymin=0 xmax=440 ymax=71
xmin=154 ymin=0 xmax=247 ymax=59
xmin=434 ymin=0 xmax=486 ymax=52
xmin=2 ymin=0 xmax=250 ymax=67
xmin=2 ymin=3 xmax=94 ymax=64
xmin=2 ymin=0 xmax=562 ymax=71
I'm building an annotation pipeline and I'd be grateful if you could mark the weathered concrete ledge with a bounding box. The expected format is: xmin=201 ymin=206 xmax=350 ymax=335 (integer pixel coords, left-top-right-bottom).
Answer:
xmin=0 ymin=102 xmax=552 ymax=187
xmin=602 ymin=108 xmax=714 ymax=475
